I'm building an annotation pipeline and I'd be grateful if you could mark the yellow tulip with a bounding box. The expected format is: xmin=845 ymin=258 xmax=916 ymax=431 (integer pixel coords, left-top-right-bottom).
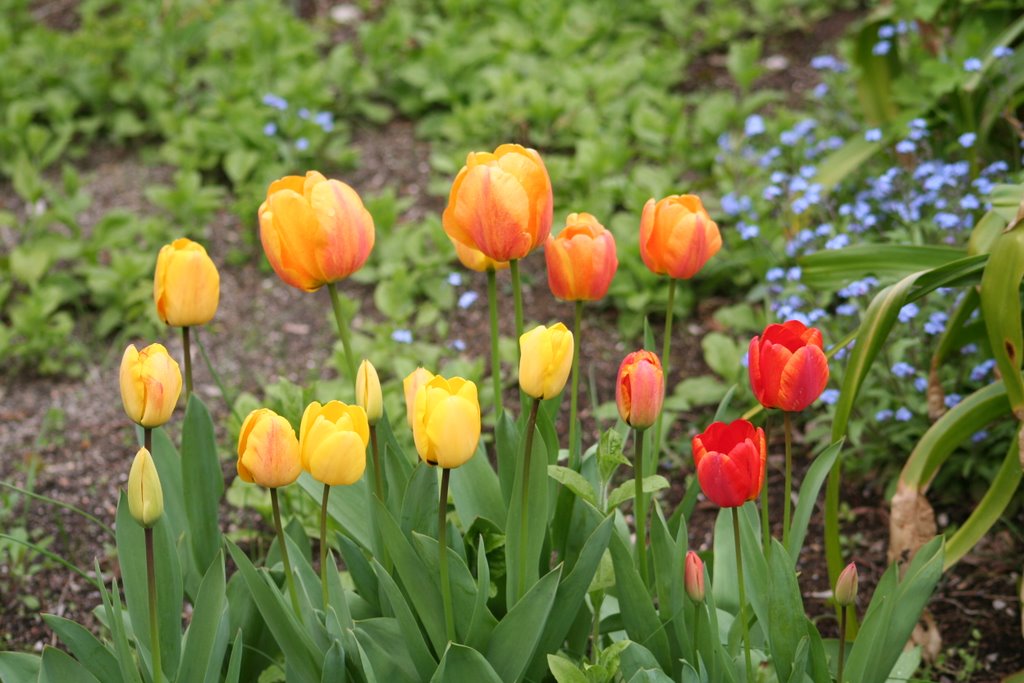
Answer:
xmin=413 ymin=376 xmax=481 ymax=469
xmin=236 ymin=408 xmax=302 ymax=488
xmin=119 ymin=343 xmax=182 ymax=428
xmin=356 ymin=360 xmax=383 ymax=425
xmin=403 ymin=367 xmax=435 ymax=428
xmin=449 ymin=236 xmax=509 ymax=273
xmin=299 ymin=401 xmax=368 ymax=486
xmin=518 ymin=323 xmax=573 ymax=400
xmin=127 ymin=447 xmax=163 ymax=528
xmin=153 ymin=238 xmax=220 ymax=327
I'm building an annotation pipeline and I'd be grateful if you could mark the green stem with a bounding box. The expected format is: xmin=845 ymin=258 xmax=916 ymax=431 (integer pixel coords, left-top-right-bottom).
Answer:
xmin=438 ymin=468 xmax=455 ymax=643
xmin=650 ymin=278 xmax=676 ymax=471
xmin=761 ymin=481 xmax=770 ymax=553
xmin=517 ymin=398 xmax=541 ymax=601
xmin=192 ymin=328 xmax=242 ymax=422
xmin=590 ymin=592 xmax=603 ymax=664
xmin=320 ymin=484 xmax=330 ymax=610
xmin=732 ymin=508 xmax=753 ymax=682
xmin=271 ymin=488 xmax=301 ymax=618
xmin=487 ymin=268 xmax=504 ymax=415
xmin=692 ymin=601 xmax=701 ymax=665
xmin=825 ymin=458 xmax=844 ymax=626
xmin=634 ymin=428 xmax=649 ymax=587
xmin=568 ymin=300 xmax=584 ymax=469
xmin=783 ymin=412 xmax=793 ymax=549
xmin=144 ymin=428 xmax=152 ymax=454
xmin=182 ymin=326 xmax=193 ymax=402
xmin=145 ymin=527 xmax=162 ymax=683
xmin=837 ymin=605 xmax=847 ymax=683
xmin=510 ymin=259 xmax=524 ymax=341
xmin=326 ymin=282 xmax=357 ymax=382
xmin=370 ymin=426 xmax=384 ymax=502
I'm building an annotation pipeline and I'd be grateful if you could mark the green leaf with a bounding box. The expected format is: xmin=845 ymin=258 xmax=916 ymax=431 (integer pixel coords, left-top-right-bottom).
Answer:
xmin=786 ymin=440 xmax=843 ymax=561
xmin=354 ymin=619 xmax=420 ymax=683
xmin=431 ymin=644 xmax=503 ymax=683
xmin=0 ymin=652 xmax=40 ymax=683
xmin=321 ymin=641 xmax=346 ymax=683
xmin=800 ymin=245 xmax=964 ymax=290
xmin=609 ymin=534 xmax=671 ymax=669
xmin=504 ymin=419 xmax=549 ymax=605
xmin=701 ymin=332 xmax=742 ymax=382
xmin=980 ymin=223 xmax=1024 ymax=417
xmin=597 ymin=429 xmax=628 ymax=485
xmin=223 ymin=630 xmax=244 ymax=683
xmin=97 ymin=571 xmax=142 ymax=683
xmin=451 ymin=443 xmax=506 ymax=530
xmin=607 ymin=475 xmax=670 ymax=509
xmin=41 ymin=615 xmax=119 ymax=683
xmin=466 ymin=536 xmax=495 ymax=652
xmin=38 ymin=647 xmax=100 ymax=683
xmin=373 ymin=558 xmax=439 ymax=679
xmin=401 ymin=461 xmax=439 ymax=538
xmin=548 ymin=465 xmax=597 ymax=506
xmin=177 ymin=551 xmax=227 ymax=683
xmin=495 ymin=412 xmax=519 ymax=507
xmin=181 ymin=395 xmax=223 ymax=578
xmin=767 ymin=542 xmax=807 ymax=682
xmin=486 ymin=566 xmax=562 ymax=683
xmin=300 ymin=472 xmax=373 ymax=549
xmin=547 ymin=654 xmax=588 ymax=683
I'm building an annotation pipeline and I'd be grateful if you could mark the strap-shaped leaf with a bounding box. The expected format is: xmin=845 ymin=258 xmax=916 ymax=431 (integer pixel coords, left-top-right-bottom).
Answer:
xmin=800 ymin=245 xmax=962 ymax=289
xmin=980 ymin=220 xmax=1024 ymax=418
xmin=177 ymin=551 xmax=228 ymax=683
xmin=38 ymin=647 xmax=100 ymax=683
xmin=430 ymin=644 xmax=503 ymax=683
xmin=451 ymin=442 xmax=506 ymax=530
xmin=181 ymin=395 xmax=223 ymax=579
xmin=40 ymin=616 xmax=119 ymax=683
xmin=486 ymin=566 xmax=562 ymax=683
xmin=785 ymin=440 xmax=842 ymax=562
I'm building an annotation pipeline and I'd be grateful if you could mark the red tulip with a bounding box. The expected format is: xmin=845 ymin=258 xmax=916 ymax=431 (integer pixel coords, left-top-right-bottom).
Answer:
xmin=692 ymin=420 xmax=766 ymax=508
xmin=748 ymin=320 xmax=829 ymax=412
xmin=615 ymin=351 xmax=664 ymax=430
xmin=684 ymin=551 xmax=705 ymax=602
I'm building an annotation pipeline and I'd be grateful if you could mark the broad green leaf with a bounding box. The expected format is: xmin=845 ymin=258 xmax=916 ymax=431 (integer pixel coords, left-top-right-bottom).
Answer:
xmin=181 ymin=395 xmax=223 ymax=579
xmin=42 ymin=615 xmax=119 ymax=683
xmin=504 ymin=420 xmax=549 ymax=606
xmin=495 ymin=412 xmax=519 ymax=507
xmin=0 ymin=652 xmax=40 ymax=683
xmin=450 ymin=443 xmax=505 ymax=530
xmin=321 ymin=641 xmax=346 ymax=683
xmin=177 ymin=551 xmax=227 ymax=683
xmin=354 ymin=618 xmax=420 ymax=683
xmin=980 ymin=223 xmax=1024 ymax=417
xmin=373 ymin=558 xmax=440 ymax=677
xmin=337 ymin=532 xmax=380 ymax=613
xmin=548 ymin=465 xmax=597 ymax=505
xmin=431 ymin=644 xmax=503 ymax=683
xmin=800 ymin=245 xmax=963 ymax=289
xmin=649 ymin=503 xmax=687 ymax=678
xmin=38 ymin=647 xmax=100 ymax=683
xmin=607 ymin=475 xmax=670 ymax=509
xmin=786 ymin=440 xmax=843 ymax=562
xmin=547 ymin=654 xmax=588 ymax=683
xmin=767 ymin=542 xmax=806 ymax=682
xmin=619 ymin=641 xmax=673 ymax=683
xmin=300 ymin=472 xmax=373 ymax=550
xmin=609 ymin=534 xmax=671 ymax=669
xmin=487 ymin=566 xmax=562 ymax=683
xmin=401 ymin=462 xmax=439 ymax=538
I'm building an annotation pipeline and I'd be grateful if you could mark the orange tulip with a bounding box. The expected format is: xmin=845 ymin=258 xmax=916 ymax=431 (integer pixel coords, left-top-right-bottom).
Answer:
xmin=450 ymin=236 xmax=509 ymax=272
xmin=545 ymin=212 xmax=618 ymax=301
xmin=236 ymin=408 xmax=302 ymax=488
xmin=691 ymin=420 xmax=766 ymax=508
xmin=748 ymin=320 xmax=829 ymax=412
xmin=684 ymin=551 xmax=705 ymax=602
xmin=258 ymin=171 xmax=375 ymax=292
xmin=443 ymin=144 xmax=553 ymax=263
xmin=615 ymin=351 xmax=664 ymax=430
xmin=639 ymin=195 xmax=721 ymax=279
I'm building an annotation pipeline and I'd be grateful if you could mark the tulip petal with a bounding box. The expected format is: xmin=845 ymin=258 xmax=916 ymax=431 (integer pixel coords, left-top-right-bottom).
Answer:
xmin=309 ymin=431 xmax=367 ymax=486
xmin=778 ymin=345 xmax=830 ymax=411
xmin=697 ymin=453 xmax=750 ymax=508
xmin=453 ymin=164 xmax=533 ymax=262
xmin=425 ymin=396 xmax=481 ymax=469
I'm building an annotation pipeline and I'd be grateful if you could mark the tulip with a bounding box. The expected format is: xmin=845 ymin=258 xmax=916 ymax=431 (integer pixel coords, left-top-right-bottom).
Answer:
xmin=128 ymin=447 xmax=163 ymax=528
xmin=835 ymin=562 xmax=859 ymax=607
xmin=153 ymin=238 xmax=220 ymax=327
xmin=120 ymin=343 xmax=182 ymax=429
xmin=748 ymin=320 xmax=829 ymax=412
xmin=545 ymin=213 xmax=618 ymax=301
xmin=616 ymin=351 xmax=664 ymax=430
xmin=450 ymin=236 xmax=509 ymax=272
xmin=639 ymin=195 xmax=721 ymax=280
xmin=403 ymin=367 xmax=435 ymax=428
xmin=684 ymin=551 xmax=705 ymax=602
xmin=519 ymin=323 xmax=574 ymax=400
xmin=258 ymin=171 xmax=375 ymax=292
xmin=236 ymin=408 xmax=302 ymax=489
xmin=691 ymin=419 xmax=766 ymax=508
xmin=299 ymin=401 xmax=368 ymax=487
xmin=412 ymin=375 xmax=481 ymax=469
xmin=442 ymin=143 xmax=553 ymax=263
xmin=356 ymin=360 xmax=383 ymax=426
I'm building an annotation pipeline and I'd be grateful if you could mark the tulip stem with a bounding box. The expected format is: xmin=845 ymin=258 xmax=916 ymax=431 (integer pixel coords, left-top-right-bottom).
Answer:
xmin=510 ymin=259 xmax=524 ymax=341
xmin=692 ymin=601 xmax=701 ymax=664
xmin=487 ymin=268 xmax=503 ymax=415
xmin=732 ymin=507 xmax=753 ymax=682
xmin=568 ymin=300 xmax=584 ymax=469
xmin=145 ymin=527 xmax=162 ymax=683
xmin=320 ymin=484 xmax=331 ymax=610
xmin=438 ymin=467 xmax=456 ymax=643
xmin=144 ymin=428 xmax=152 ymax=454
xmin=326 ymin=283 xmax=357 ymax=383
xmin=181 ymin=326 xmax=193 ymax=401
xmin=590 ymin=591 xmax=603 ymax=664
xmin=370 ymin=426 xmax=384 ymax=502
xmin=517 ymin=398 xmax=541 ymax=602
xmin=650 ymin=278 xmax=676 ymax=475
xmin=271 ymin=488 xmax=301 ymax=618
xmin=783 ymin=412 xmax=793 ymax=549
xmin=837 ymin=605 xmax=848 ymax=683
xmin=633 ymin=428 xmax=649 ymax=587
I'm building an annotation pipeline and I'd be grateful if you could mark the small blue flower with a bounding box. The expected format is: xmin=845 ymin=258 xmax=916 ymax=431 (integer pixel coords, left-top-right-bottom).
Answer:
xmin=391 ymin=329 xmax=413 ymax=343
xmin=872 ymin=40 xmax=891 ymax=56
xmin=960 ymin=343 xmax=978 ymax=355
xmin=786 ymin=266 xmax=802 ymax=282
xmin=314 ymin=111 xmax=334 ymax=132
xmin=447 ymin=272 xmax=463 ymax=287
xmin=970 ymin=359 xmax=996 ymax=381
xmin=982 ymin=161 xmax=1009 ymax=176
xmin=895 ymin=139 xmax=916 ymax=154
xmin=925 ymin=311 xmax=948 ymax=335
xmin=820 ymin=388 xmax=840 ymax=405
xmin=877 ymin=24 xmax=896 ymax=39
xmin=836 ymin=302 xmax=858 ymax=316
xmin=898 ymin=302 xmax=919 ymax=323
xmin=262 ymin=93 xmax=288 ymax=110
xmin=295 ymin=137 xmax=309 ymax=151
xmin=993 ymin=45 xmax=1014 ymax=59
xmin=876 ymin=409 xmax=894 ymax=421
xmin=811 ymin=55 xmax=844 ymax=71
xmin=958 ymin=132 xmax=977 ymax=148
xmin=934 ymin=212 xmax=960 ymax=230
xmin=451 ymin=339 xmax=467 ymax=352
xmin=894 ymin=407 xmax=913 ymax=421
xmin=763 ymin=185 xmax=783 ymax=200
xmin=891 ymin=362 xmax=915 ymax=378
xmin=963 ymin=57 xmax=983 ymax=72
xmin=865 ymin=128 xmax=883 ymax=142
xmin=744 ymin=114 xmax=766 ymax=137
xmin=944 ymin=393 xmax=962 ymax=409
xmin=780 ymin=130 xmax=800 ymax=146
xmin=825 ymin=234 xmax=849 ymax=250
xmin=298 ymin=107 xmax=310 ymax=119
xmin=739 ymin=223 xmax=760 ymax=240
xmin=960 ymin=194 xmax=980 ymax=211
xmin=971 ymin=430 xmax=989 ymax=443
xmin=263 ymin=122 xmax=278 ymax=136
xmin=808 ymin=308 xmax=826 ymax=322
xmin=766 ymin=267 xmax=785 ymax=282
xmin=812 ymin=83 xmax=829 ymax=98
xmin=458 ymin=291 xmax=479 ymax=309
xmin=910 ymin=118 xmax=928 ymax=130
xmin=914 ymin=376 xmax=928 ymax=392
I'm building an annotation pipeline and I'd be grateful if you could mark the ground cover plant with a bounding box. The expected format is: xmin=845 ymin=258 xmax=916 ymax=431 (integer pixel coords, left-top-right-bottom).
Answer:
xmin=2 ymin=0 xmax=1024 ymax=681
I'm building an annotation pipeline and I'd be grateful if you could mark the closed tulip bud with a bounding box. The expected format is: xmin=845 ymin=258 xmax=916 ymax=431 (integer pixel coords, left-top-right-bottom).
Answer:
xmin=450 ymin=236 xmax=509 ymax=272
xmin=403 ymin=367 xmax=436 ymax=428
xmin=153 ymin=238 xmax=220 ymax=327
xmin=835 ymin=562 xmax=859 ymax=607
xmin=519 ymin=323 xmax=574 ymax=400
xmin=545 ymin=212 xmax=618 ymax=302
xmin=356 ymin=360 xmax=383 ymax=425
xmin=299 ymin=401 xmax=368 ymax=486
xmin=748 ymin=320 xmax=830 ymax=412
xmin=236 ymin=408 xmax=302 ymax=488
xmin=640 ymin=195 xmax=721 ymax=279
xmin=443 ymin=144 xmax=553 ymax=263
xmin=413 ymin=376 xmax=481 ymax=469
xmin=684 ymin=551 xmax=705 ymax=602
xmin=128 ymin=447 xmax=163 ymax=528
xmin=258 ymin=171 xmax=375 ymax=292
xmin=616 ymin=351 xmax=664 ymax=429
xmin=119 ymin=343 xmax=182 ymax=428
xmin=692 ymin=420 xmax=767 ymax=508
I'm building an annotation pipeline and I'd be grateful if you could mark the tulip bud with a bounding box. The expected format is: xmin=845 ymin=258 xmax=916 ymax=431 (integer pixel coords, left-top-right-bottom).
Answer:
xmin=684 ymin=551 xmax=705 ymax=602
xmin=259 ymin=171 xmax=375 ymax=292
xmin=128 ymin=447 xmax=163 ymax=528
xmin=616 ymin=351 xmax=664 ymax=429
xmin=403 ymin=367 xmax=436 ymax=428
xmin=236 ymin=408 xmax=302 ymax=488
xmin=119 ymin=343 xmax=183 ymax=428
xmin=443 ymin=144 xmax=553 ymax=263
xmin=545 ymin=212 xmax=618 ymax=302
xmin=835 ymin=562 xmax=859 ymax=607
xmin=519 ymin=323 xmax=574 ymax=400
xmin=691 ymin=420 xmax=767 ymax=508
xmin=748 ymin=320 xmax=829 ymax=412
xmin=356 ymin=360 xmax=383 ymax=425
xmin=299 ymin=401 xmax=368 ymax=486
xmin=153 ymin=238 xmax=220 ymax=327
xmin=413 ymin=376 xmax=481 ymax=469
xmin=640 ymin=194 xmax=721 ymax=280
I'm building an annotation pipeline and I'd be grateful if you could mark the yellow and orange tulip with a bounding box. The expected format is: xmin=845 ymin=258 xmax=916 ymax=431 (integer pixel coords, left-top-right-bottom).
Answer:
xmin=639 ymin=195 xmax=721 ymax=280
xmin=236 ymin=408 xmax=302 ymax=488
xmin=119 ymin=343 xmax=182 ymax=428
xmin=519 ymin=323 xmax=574 ymax=400
xmin=450 ymin=236 xmax=509 ymax=273
xmin=403 ymin=367 xmax=435 ymax=428
xmin=153 ymin=238 xmax=220 ymax=327
xmin=545 ymin=212 xmax=618 ymax=301
xmin=127 ymin=447 xmax=163 ymax=528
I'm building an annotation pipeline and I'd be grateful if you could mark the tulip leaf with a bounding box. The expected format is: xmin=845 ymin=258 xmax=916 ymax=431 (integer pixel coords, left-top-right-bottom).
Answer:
xmin=785 ymin=440 xmax=843 ymax=563
xmin=547 ymin=465 xmax=597 ymax=506
xmin=487 ymin=565 xmax=562 ymax=683
xmin=223 ymin=630 xmax=244 ymax=683
xmin=337 ymin=530 xmax=380 ymax=613
xmin=649 ymin=502 xmax=688 ymax=676
xmin=38 ymin=646 xmax=100 ymax=683
xmin=504 ymin=421 xmax=549 ymax=606
xmin=354 ymin=618 xmax=421 ymax=683
xmin=799 ymin=245 xmax=963 ymax=289
xmin=606 ymin=475 xmax=670 ymax=510
xmin=177 ymin=550 xmax=228 ymax=683
xmin=300 ymin=472 xmax=373 ymax=550
xmin=41 ymin=615 xmax=119 ymax=683
xmin=97 ymin=570 xmax=143 ymax=683
xmin=766 ymin=541 xmax=807 ymax=682
xmin=547 ymin=654 xmax=589 ymax=683
xmin=181 ymin=395 xmax=223 ymax=579
xmin=401 ymin=462 xmax=439 ymax=538
xmin=466 ymin=537 xmax=495 ymax=652
xmin=321 ymin=641 xmax=346 ymax=683
xmin=609 ymin=533 xmax=671 ymax=669
xmin=451 ymin=442 xmax=506 ymax=531
xmin=495 ymin=412 xmax=520 ymax=508
xmin=619 ymin=641 xmax=673 ymax=683
xmin=980 ymin=222 xmax=1024 ymax=418
xmin=0 ymin=653 xmax=41 ymax=683
xmin=431 ymin=644 xmax=504 ymax=683
xmin=597 ymin=428 xmax=629 ymax=486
